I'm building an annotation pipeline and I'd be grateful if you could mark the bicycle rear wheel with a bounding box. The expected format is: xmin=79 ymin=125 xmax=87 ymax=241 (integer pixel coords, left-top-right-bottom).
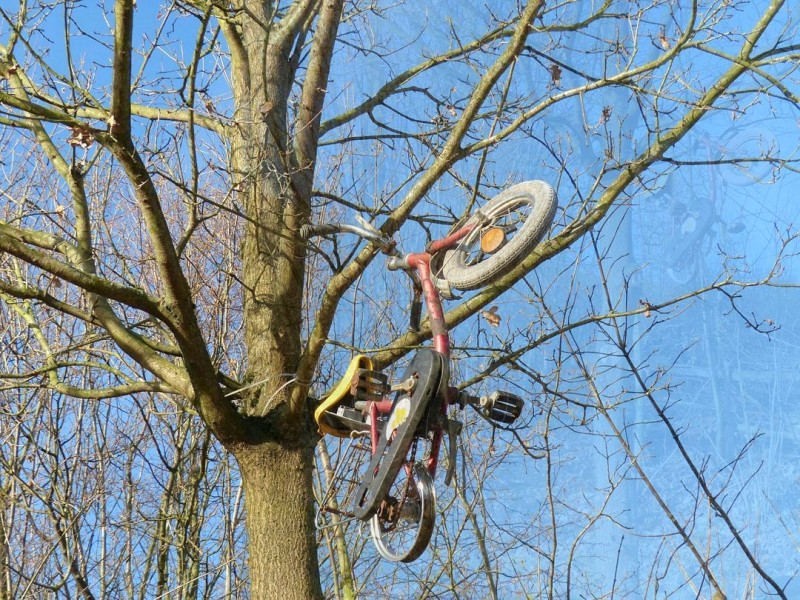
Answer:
xmin=369 ymin=461 xmax=435 ymax=563
xmin=438 ymin=180 xmax=556 ymax=290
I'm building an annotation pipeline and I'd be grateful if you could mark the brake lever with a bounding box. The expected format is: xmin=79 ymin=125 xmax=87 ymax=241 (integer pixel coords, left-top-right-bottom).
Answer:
xmin=354 ymin=214 xmax=382 ymax=237
xmin=354 ymin=215 xmax=401 ymax=256
xmin=302 ymin=218 xmax=402 ymax=261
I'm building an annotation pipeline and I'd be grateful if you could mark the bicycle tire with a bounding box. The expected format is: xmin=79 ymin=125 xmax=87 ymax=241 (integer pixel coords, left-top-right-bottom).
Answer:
xmin=369 ymin=462 xmax=436 ymax=563
xmin=439 ymin=180 xmax=557 ymax=291
xmin=719 ymin=126 xmax=777 ymax=187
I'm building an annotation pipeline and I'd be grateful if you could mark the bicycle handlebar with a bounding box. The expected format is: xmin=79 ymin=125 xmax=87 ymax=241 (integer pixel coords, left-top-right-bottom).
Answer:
xmin=301 ymin=220 xmax=405 ymax=261
xmin=301 ymin=222 xmax=383 ymax=243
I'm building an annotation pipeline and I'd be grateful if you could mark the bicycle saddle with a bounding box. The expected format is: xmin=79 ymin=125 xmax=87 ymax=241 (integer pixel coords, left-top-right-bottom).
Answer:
xmin=314 ymin=355 xmax=389 ymax=437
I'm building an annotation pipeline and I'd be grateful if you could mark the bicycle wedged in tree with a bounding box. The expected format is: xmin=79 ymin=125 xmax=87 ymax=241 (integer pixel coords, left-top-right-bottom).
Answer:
xmin=302 ymin=181 xmax=557 ymax=563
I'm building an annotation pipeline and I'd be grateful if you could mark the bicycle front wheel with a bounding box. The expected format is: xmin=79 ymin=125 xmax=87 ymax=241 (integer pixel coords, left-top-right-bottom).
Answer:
xmin=369 ymin=461 xmax=436 ymax=563
xmin=439 ymin=180 xmax=557 ymax=290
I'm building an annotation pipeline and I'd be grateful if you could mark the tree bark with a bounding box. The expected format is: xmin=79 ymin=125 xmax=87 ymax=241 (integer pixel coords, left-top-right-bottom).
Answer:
xmin=236 ymin=441 xmax=322 ymax=600
xmin=229 ymin=2 xmax=309 ymax=420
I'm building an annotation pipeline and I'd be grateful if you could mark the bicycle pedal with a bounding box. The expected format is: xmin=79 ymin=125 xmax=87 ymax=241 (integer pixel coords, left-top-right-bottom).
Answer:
xmin=350 ymin=369 xmax=389 ymax=403
xmin=481 ymin=391 xmax=524 ymax=424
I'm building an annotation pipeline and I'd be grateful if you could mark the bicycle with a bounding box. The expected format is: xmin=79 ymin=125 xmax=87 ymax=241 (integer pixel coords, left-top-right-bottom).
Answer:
xmin=662 ymin=126 xmax=758 ymax=285
xmin=303 ymin=180 xmax=557 ymax=563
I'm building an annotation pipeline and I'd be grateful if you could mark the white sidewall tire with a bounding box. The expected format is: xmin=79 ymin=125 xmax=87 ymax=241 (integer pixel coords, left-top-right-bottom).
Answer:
xmin=441 ymin=180 xmax=557 ymax=290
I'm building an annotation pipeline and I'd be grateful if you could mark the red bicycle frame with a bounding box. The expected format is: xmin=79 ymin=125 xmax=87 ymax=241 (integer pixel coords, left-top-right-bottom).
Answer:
xmin=365 ymin=224 xmax=475 ymax=476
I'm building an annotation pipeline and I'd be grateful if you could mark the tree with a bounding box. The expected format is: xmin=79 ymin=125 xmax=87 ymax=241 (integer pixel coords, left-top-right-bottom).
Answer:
xmin=0 ymin=0 xmax=798 ymax=597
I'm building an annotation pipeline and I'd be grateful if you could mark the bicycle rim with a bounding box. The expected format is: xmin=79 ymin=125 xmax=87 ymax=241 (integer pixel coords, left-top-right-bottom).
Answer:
xmin=369 ymin=461 xmax=436 ymax=563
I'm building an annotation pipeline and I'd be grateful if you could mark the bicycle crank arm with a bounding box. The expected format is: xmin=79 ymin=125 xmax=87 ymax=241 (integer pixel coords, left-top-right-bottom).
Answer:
xmin=352 ymin=349 xmax=443 ymax=520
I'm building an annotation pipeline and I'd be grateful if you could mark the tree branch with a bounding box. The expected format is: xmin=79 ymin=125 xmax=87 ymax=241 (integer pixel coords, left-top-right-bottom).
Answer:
xmin=295 ymin=0 xmax=547 ymax=404
xmin=370 ymin=0 xmax=783 ymax=368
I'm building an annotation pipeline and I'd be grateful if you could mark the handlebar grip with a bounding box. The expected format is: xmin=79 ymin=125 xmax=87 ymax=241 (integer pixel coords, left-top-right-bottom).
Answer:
xmin=300 ymin=223 xmax=340 ymax=240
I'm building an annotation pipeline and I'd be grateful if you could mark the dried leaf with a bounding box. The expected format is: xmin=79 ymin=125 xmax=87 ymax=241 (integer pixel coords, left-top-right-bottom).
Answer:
xmin=549 ymin=64 xmax=562 ymax=86
xmin=67 ymin=126 xmax=94 ymax=149
xmin=481 ymin=305 xmax=501 ymax=327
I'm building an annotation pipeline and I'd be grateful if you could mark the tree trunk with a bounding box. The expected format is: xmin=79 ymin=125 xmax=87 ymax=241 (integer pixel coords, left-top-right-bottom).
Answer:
xmin=236 ymin=440 xmax=323 ymax=600
xmin=229 ymin=43 xmax=322 ymax=599
xmin=222 ymin=2 xmax=345 ymax=595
